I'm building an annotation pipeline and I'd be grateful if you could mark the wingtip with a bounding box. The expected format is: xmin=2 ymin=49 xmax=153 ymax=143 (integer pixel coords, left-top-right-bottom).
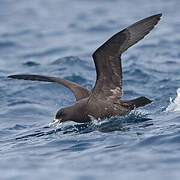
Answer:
xmin=8 ymin=75 xmax=14 ymax=78
xmin=8 ymin=75 xmax=17 ymax=79
xmin=148 ymin=13 xmax=162 ymax=21
xmin=8 ymin=75 xmax=24 ymax=80
xmin=156 ymin=13 xmax=162 ymax=17
xmin=154 ymin=13 xmax=162 ymax=19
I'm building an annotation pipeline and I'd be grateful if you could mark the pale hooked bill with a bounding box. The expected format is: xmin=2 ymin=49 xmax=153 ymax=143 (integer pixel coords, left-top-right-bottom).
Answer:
xmin=49 ymin=119 xmax=62 ymax=131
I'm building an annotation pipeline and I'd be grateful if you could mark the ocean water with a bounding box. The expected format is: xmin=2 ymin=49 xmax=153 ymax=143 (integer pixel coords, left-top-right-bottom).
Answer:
xmin=1 ymin=0 xmax=180 ymax=179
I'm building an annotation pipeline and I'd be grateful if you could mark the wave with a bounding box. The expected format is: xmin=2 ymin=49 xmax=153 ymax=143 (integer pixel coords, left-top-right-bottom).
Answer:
xmin=166 ymin=88 xmax=180 ymax=112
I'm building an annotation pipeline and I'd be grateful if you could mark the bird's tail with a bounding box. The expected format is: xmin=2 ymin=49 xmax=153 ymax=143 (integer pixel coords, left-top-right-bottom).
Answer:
xmin=130 ymin=96 xmax=152 ymax=108
xmin=122 ymin=96 xmax=152 ymax=109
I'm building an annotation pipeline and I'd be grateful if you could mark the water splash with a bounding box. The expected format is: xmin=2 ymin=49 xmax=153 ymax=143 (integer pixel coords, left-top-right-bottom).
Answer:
xmin=88 ymin=110 xmax=152 ymax=133
xmin=166 ymin=88 xmax=180 ymax=112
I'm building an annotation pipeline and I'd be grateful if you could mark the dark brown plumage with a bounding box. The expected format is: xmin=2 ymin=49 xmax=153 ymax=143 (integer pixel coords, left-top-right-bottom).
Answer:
xmin=8 ymin=14 xmax=162 ymax=126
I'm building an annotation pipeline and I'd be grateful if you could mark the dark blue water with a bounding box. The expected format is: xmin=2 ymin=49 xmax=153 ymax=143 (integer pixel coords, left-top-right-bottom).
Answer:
xmin=1 ymin=0 xmax=180 ymax=179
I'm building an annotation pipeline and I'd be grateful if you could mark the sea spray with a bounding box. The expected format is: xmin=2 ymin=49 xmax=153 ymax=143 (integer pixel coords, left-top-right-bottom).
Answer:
xmin=166 ymin=88 xmax=180 ymax=112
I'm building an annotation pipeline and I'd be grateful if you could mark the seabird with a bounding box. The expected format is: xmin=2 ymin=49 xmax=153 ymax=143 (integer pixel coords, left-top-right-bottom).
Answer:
xmin=8 ymin=14 xmax=162 ymax=127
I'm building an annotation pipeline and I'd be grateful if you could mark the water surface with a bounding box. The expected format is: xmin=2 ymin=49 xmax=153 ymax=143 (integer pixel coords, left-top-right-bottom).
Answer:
xmin=1 ymin=0 xmax=180 ymax=179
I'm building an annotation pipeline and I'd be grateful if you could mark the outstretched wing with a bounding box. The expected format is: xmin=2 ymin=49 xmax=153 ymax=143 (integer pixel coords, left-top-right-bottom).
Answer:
xmin=91 ymin=13 xmax=162 ymax=101
xmin=8 ymin=74 xmax=91 ymax=101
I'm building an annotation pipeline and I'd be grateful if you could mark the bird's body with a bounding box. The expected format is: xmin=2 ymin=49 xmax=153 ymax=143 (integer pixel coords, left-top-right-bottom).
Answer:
xmin=60 ymin=95 xmax=151 ymax=123
xmin=8 ymin=13 xmax=162 ymax=125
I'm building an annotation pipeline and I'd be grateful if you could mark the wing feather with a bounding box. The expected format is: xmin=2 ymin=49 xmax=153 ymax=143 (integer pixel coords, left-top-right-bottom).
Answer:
xmin=8 ymin=74 xmax=91 ymax=101
xmin=91 ymin=14 xmax=162 ymax=101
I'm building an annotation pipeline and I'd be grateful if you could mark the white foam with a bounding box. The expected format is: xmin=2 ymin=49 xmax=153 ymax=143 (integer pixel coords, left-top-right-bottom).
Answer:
xmin=166 ymin=88 xmax=180 ymax=112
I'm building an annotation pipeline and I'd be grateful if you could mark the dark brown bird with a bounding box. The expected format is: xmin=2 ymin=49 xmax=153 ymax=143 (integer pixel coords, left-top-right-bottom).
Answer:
xmin=8 ymin=14 xmax=162 ymax=127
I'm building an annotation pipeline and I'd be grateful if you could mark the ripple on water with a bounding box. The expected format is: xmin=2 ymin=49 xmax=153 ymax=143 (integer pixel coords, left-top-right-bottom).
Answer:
xmin=23 ymin=61 xmax=40 ymax=67
xmin=1 ymin=0 xmax=180 ymax=179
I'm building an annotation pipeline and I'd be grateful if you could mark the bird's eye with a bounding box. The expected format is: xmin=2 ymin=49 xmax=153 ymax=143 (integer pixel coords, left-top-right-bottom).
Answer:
xmin=55 ymin=110 xmax=65 ymax=119
xmin=59 ymin=111 xmax=64 ymax=116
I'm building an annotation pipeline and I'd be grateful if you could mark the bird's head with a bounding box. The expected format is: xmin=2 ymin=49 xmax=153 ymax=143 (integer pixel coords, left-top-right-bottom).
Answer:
xmin=49 ymin=103 xmax=90 ymax=129
xmin=55 ymin=107 xmax=72 ymax=123
xmin=49 ymin=107 xmax=73 ymax=129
